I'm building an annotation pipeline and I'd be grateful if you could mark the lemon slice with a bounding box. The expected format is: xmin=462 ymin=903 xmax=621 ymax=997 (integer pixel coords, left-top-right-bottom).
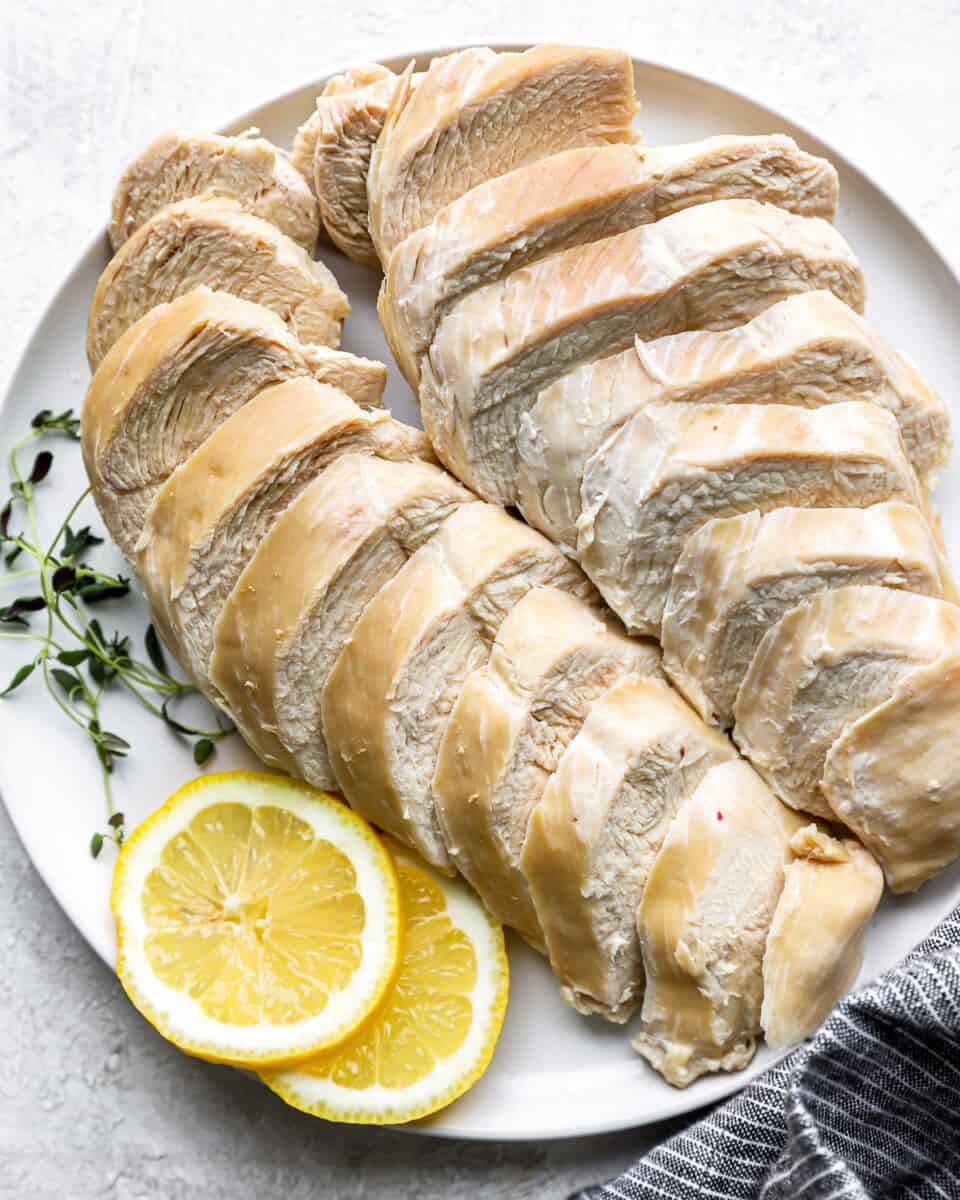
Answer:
xmin=111 ymin=771 xmax=401 ymax=1069
xmin=261 ymin=840 xmax=509 ymax=1124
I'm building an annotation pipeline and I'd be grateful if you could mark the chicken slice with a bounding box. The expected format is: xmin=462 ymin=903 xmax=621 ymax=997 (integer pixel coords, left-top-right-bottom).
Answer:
xmin=578 ymin=401 xmax=922 ymax=635
xmin=633 ymin=760 xmax=805 ymax=1088
xmin=381 ymin=136 xmax=839 ymax=386
xmin=734 ymin=585 xmax=960 ymax=818
xmin=517 ymin=291 xmax=949 ymax=550
xmin=87 ymin=195 xmax=350 ymax=368
xmin=367 ymin=45 xmax=638 ymax=262
xmin=290 ymin=63 xmax=397 ymax=200
xmin=291 ymin=66 xmax=403 ymax=265
xmin=210 ymin=455 xmax=473 ymax=789
xmin=321 ymin=503 xmax=592 ymax=871
xmin=433 ymin=587 xmax=660 ymax=946
xmin=662 ymin=502 xmax=951 ymax=727
xmin=521 ymin=678 xmax=735 ymax=1022
xmin=108 ymin=129 xmax=320 ymax=253
xmin=136 ymin=379 xmax=432 ymax=685
xmin=421 ymin=200 xmax=865 ymax=504
xmin=82 ymin=288 xmax=385 ymax=557
xmin=822 ymin=651 xmax=960 ymax=891
xmin=761 ymin=825 xmax=883 ymax=1047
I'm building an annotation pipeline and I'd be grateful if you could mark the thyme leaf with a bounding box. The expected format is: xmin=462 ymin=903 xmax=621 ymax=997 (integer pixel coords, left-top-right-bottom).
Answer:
xmin=144 ymin=623 xmax=167 ymax=674
xmin=1 ymin=660 xmax=36 ymax=697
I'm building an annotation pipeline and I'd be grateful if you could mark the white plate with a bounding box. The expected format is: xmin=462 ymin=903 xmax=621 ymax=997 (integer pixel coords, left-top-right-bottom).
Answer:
xmin=2 ymin=47 xmax=959 ymax=1142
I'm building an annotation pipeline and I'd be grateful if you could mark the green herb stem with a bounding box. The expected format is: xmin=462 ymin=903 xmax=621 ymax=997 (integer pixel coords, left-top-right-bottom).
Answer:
xmin=0 ymin=409 xmax=234 ymax=856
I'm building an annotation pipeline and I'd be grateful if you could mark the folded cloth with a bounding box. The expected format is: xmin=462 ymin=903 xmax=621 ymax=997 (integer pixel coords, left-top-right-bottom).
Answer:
xmin=574 ymin=904 xmax=960 ymax=1200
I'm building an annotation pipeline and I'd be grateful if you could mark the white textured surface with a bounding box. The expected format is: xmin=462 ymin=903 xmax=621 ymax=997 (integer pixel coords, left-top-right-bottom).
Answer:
xmin=2 ymin=2 xmax=959 ymax=1196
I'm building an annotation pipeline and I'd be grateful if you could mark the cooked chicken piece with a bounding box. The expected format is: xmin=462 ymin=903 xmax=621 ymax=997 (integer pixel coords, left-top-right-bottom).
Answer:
xmin=136 ymin=379 xmax=431 ymax=685
xmin=290 ymin=63 xmax=397 ymax=202
xmin=633 ymin=760 xmax=806 ymax=1087
xmin=521 ymin=678 xmax=735 ymax=1022
xmin=302 ymin=67 xmax=403 ymax=265
xmin=644 ymin=134 xmax=837 ymax=217
xmin=82 ymin=288 xmax=385 ymax=557
xmin=323 ymin=62 xmax=396 ymax=97
xmin=517 ymin=292 xmax=949 ymax=550
xmin=210 ymin=455 xmax=473 ymax=788
xmin=734 ymin=585 xmax=960 ymax=818
xmin=322 ymin=503 xmax=591 ymax=871
xmin=433 ymin=587 xmax=659 ymax=945
xmin=421 ymin=200 xmax=865 ymax=504
xmin=662 ymin=502 xmax=951 ymax=727
xmin=87 ymin=195 xmax=350 ymax=368
xmin=761 ymin=825 xmax=883 ymax=1047
xmin=367 ymin=45 xmax=638 ymax=262
xmin=578 ymin=402 xmax=921 ymax=635
xmin=822 ymin=652 xmax=960 ymax=891
xmin=108 ymin=130 xmax=320 ymax=253
xmin=381 ymin=136 xmax=839 ymax=386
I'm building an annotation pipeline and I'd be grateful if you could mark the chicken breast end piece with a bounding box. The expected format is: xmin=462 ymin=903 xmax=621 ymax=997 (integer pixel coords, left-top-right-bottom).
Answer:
xmin=761 ymin=826 xmax=883 ymax=1048
xmin=312 ymin=69 xmax=403 ymax=265
xmin=821 ymin=651 xmax=960 ymax=891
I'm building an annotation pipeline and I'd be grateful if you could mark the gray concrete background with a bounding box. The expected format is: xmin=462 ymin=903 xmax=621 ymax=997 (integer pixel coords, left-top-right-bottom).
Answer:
xmin=2 ymin=2 xmax=959 ymax=1196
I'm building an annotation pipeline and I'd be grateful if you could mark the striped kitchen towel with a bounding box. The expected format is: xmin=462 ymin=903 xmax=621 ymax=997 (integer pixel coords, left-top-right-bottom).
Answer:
xmin=575 ymin=904 xmax=960 ymax=1200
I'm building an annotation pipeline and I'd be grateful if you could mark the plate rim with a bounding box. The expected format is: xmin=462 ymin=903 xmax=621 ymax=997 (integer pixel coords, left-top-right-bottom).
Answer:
xmin=2 ymin=42 xmax=958 ymax=1142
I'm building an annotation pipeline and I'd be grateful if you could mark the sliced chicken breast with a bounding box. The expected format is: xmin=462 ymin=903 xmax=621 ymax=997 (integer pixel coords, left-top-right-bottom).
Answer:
xmin=109 ymin=129 xmax=320 ymax=253
xmin=307 ymin=67 xmax=403 ymax=264
xmin=322 ymin=503 xmax=591 ymax=871
xmin=633 ymin=760 xmax=805 ymax=1087
xmin=136 ymin=379 xmax=431 ymax=684
xmin=87 ymin=195 xmax=350 ymax=368
xmin=82 ymin=288 xmax=385 ymax=557
xmin=381 ymin=136 xmax=839 ymax=386
xmin=322 ymin=63 xmax=396 ymax=96
xmin=662 ymin=502 xmax=950 ymax=726
xmin=421 ymin=200 xmax=865 ymax=504
xmin=518 ymin=291 xmax=948 ymax=550
xmin=578 ymin=401 xmax=922 ymax=635
xmin=290 ymin=63 xmax=397 ymax=205
xmin=210 ymin=455 xmax=473 ymax=788
xmin=367 ymin=45 xmax=638 ymax=262
xmin=734 ymin=585 xmax=960 ymax=818
xmin=822 ymin=651 xmax=960 ymax=891
xmin=432 ymin=587 xmax=659 ymax=946
xmin=761 ymin=825 xmax=883 ymax=1048
xmin=521 ymin=678 xmax=735 ymax=1022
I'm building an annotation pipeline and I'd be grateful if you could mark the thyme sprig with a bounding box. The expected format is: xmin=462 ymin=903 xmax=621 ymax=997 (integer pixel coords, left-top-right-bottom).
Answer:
xmin=0 ymin=409 xmax=234 ymax=856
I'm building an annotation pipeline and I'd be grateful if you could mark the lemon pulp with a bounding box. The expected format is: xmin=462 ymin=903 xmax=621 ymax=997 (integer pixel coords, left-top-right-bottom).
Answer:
xmin=142 ymin=801 xmax=366 ymax=1026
